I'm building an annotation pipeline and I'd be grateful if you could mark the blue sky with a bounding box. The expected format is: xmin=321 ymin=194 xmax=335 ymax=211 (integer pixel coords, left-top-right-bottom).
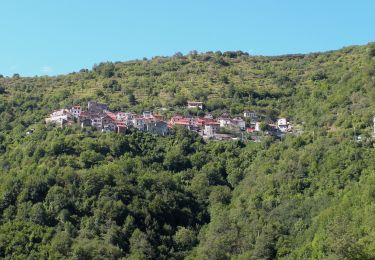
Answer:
xmin=1 ymin=0 xmax=374 ymax=76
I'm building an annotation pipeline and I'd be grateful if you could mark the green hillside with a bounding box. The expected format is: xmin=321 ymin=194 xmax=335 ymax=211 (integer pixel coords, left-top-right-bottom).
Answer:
xmin=0 ymin=43 xmax=375 ymax=259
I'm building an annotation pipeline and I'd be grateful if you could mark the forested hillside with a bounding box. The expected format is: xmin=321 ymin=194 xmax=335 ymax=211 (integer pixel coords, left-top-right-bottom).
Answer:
xmin=0 ymin=43 xmax=375 ymax=259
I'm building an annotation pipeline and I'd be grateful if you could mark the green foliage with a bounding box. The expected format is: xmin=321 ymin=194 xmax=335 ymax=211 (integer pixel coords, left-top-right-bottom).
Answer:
xmin=0 ymin=44 xmax=375 ymax=258
xmin=259 ymin=121 xmax=268 ymax=131
xmin=366 ymin=43 xmax=375 ymax=57
xmin=128 ymin=93 xmax=137 ymax=106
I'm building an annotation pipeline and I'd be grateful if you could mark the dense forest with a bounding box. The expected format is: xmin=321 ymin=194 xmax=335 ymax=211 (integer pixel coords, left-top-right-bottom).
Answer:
xmin=0 ymin=43 xmax=375 ymax=259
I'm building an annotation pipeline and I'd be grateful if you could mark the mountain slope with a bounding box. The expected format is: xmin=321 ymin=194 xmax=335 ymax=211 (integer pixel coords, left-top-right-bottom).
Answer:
xmin=0 ymin=43 xmax=374 ymax=259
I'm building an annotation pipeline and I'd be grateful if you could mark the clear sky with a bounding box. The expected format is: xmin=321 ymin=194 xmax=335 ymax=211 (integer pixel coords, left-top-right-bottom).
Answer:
xmin=1 ymin=0 xmax=374 ymax=76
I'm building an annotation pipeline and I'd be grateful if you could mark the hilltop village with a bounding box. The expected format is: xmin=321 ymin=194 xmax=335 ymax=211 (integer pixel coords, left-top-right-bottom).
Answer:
xmin=45 ymin=101 xmax=295 ymax=141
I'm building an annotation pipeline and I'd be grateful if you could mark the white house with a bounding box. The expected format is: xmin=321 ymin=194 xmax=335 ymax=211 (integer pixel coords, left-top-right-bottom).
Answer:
xmin=204 ymin=122 xmax=220 ymax=137
xmin=218 ymin=117 xmax=232 ymax=128
xmin=102 ymin=115 xmax=116 ymax=130
xmin=277 ymin=118 xmax=289 ymax=132
xmin=70 ymin=106 xmax=81 ymax=118
xmin=187 ymin=101 xmax=203 ymax=109
xmin=85 ymin=114 xmax=116 ymax=130
xmin=133 ymin=117 xmax=145 ymax=131
xmin=244 ymin=110 xmax=257 ymax=118
xmin=45 ymin=109 xmax=73 ymax=126
xmin=116 ymin=112 xmax=127 ymax=121
xmin=255 ymin=122 xmax=261 ymax=132
xmin=91 ymin=116 xmax=103 ymax=129
xmin=117 ymin=112 xmax=137 ymax=126
xmin=231 ymin=117 xmax=246 ymax=130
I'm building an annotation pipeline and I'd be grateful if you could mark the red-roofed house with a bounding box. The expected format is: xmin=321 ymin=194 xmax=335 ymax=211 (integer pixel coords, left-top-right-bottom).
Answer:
xmin=116 ymin=123 xmax=127 ymax=134
xmin=169 ymin=116 xmax=196 ymax=130
xmin=246 ymin=127 xmax=256 ymax=133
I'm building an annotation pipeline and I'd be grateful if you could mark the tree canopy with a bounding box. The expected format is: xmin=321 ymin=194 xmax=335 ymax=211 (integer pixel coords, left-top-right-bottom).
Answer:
xmin=0 ymin=43 xmax=375 ymax=259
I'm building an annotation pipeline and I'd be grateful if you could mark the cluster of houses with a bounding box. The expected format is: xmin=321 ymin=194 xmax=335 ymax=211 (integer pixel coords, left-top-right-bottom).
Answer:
xmin=45 ymin=101 xmax=169 ymax=135
xmin=45 ymin=101 xmax=293 ymax=140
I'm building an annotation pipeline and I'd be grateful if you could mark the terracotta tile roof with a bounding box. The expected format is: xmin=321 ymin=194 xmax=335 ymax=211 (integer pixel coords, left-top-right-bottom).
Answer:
xmin=174 ymin=121 xmax=192 ymax=125
xmin=105 ymin=111 xmax=117 ymax=121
